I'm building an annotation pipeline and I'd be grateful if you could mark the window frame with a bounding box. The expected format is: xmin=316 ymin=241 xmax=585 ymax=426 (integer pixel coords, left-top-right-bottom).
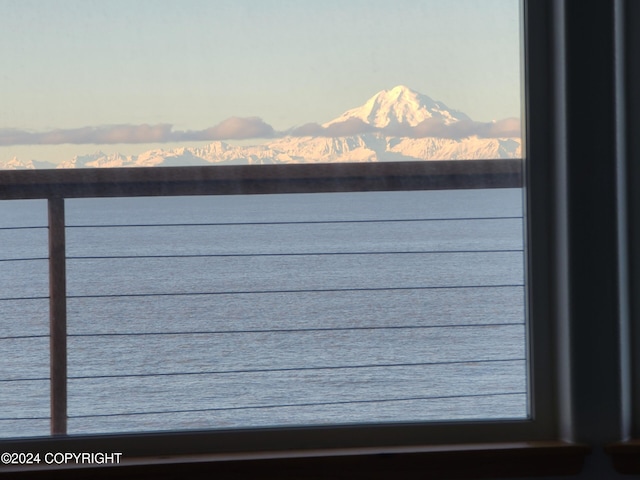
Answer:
xmin=0 ymin=0 xmax=596 ymax=476
xmin=619 ymin=0 xmax=640 ymax=440
xmin=606 ymin=0 xmax=640 ymax=473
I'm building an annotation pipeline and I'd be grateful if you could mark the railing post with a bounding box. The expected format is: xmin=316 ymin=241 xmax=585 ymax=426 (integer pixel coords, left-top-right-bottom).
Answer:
xmin=48 ymin=197 xmax=67 ymax=435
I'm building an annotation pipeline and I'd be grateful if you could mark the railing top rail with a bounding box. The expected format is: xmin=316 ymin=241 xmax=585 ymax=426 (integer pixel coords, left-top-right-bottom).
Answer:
xmin=0 ymin=159 xmax=522 ymax=200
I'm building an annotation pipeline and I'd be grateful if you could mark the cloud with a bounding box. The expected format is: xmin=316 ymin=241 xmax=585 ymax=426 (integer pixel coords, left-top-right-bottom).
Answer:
xmin=475 ymin=117 xmax=522 ymax=138
xmin=0 ymin=116 xmax=520 ymax=146
xmin=0 ymin=125 xmax=174 ymax=145
xmin=384 ymin=119 xmax=471 ymax=139
xmin=383 ymin=118 xmax=522 ymax=140
xmin=177 ymin=117 xmax=275 ymax=141
xmin=0 ymin=117 xmax=275 ymax=146
xmin=288 ymin=122 xmax=326 ymax=137
xmin=289 ymin=118 xmax=378 ymax=137
xmin=288 ymin=117 xmax=521 ymax=140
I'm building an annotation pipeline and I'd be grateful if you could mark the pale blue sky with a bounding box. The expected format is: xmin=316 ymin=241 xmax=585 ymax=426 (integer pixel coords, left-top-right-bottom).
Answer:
xmin=0 ymin=0 xmax=521 ymax=163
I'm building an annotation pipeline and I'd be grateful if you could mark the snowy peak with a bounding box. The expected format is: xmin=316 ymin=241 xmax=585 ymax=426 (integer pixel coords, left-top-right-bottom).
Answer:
xmin=57 ymin=151 xmax=133 ymax=169
xmin=324 ymin=85 xmax=470 ymax=128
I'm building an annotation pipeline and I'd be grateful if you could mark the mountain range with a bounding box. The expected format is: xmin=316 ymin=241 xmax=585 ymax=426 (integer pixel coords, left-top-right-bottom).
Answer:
xmin=1 ymin=85 xmax=521 ymax=170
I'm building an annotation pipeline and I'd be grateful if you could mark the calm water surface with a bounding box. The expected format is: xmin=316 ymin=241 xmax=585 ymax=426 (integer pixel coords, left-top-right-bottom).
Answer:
xmin=0 ymin=189 xmax=527 ymax=438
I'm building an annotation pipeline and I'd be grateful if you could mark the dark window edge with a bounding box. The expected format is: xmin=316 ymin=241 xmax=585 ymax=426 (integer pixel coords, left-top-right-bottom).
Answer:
xmin=605 ymin=439 xmax=640 ymax=474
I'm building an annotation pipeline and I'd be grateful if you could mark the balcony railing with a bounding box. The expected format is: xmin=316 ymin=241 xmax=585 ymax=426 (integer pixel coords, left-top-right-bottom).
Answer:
xmin=0 ymin=160 xmax=522 ymax=437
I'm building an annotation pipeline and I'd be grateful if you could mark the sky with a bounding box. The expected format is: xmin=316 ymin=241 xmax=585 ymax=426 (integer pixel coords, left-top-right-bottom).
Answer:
xmin=0 ymin=0 xmax=521 ymax=164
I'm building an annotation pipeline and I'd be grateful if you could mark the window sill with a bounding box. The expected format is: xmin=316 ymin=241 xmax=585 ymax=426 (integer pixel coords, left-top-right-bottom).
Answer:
xmin=1 ymin=441 xmax=589 ymax=479
xmin=605 ymin=439 xmax=640 ymax=474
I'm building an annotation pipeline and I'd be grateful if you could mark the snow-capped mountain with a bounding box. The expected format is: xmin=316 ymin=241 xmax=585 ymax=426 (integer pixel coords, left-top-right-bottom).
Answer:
xmin=57 ymin=152 xmax=135 ymax=169
xmin=324 ymin=85 xmax=470 ymax=128
xmin=0 ymin=86 xmax=521 ymax=169
xmin=1 ymin=157 xmax=56 ymax=169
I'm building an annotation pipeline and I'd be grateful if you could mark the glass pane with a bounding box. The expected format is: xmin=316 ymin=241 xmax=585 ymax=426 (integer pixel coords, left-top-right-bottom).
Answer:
xmin=0 ymin=0 xmax=525 ymax=437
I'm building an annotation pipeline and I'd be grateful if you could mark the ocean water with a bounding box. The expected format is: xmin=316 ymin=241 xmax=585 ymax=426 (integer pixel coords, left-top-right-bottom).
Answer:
xmin=0 ymin=189 xmax=527 ymax=438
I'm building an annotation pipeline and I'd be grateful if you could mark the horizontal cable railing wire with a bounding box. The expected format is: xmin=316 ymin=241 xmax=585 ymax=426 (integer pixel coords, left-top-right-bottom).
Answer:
xmin=0 ymin=225 xmax=47 ymax=231
xmin=0 ymin=284 xmax=525 ymax=302
xmin=0 ymin=295 xmax=49 ymax=302
xmin=0 ymin=334 xmax=50 ymax=341
xmin=66 ymin=284 xmax=525 ymax=300
xmin=65 ymin=392 xmax=529 ymax=420
xmin=0 ymin=415 xmax=51 ymax=422
xmin=65 ymin=249 xmax=522 ymax=260
xmin=64 ymin=215 xmax=523 ymax=229
xmin=0 ymin=321 xmax=525 ymax=342
xmin=0 ymin=257 xmax=48 ymax=262
xmin=0 ymin=377 xmax=50 ymax=383
xmin=0 ymin=357 xmax=526 ymax=384
xmin=68 ymin=358 xmax=527 ymax=380
xmin=71 ymin=321 xmax=525 ymax=337
xmin=0 ymin=391 xmax=527 ymax=422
